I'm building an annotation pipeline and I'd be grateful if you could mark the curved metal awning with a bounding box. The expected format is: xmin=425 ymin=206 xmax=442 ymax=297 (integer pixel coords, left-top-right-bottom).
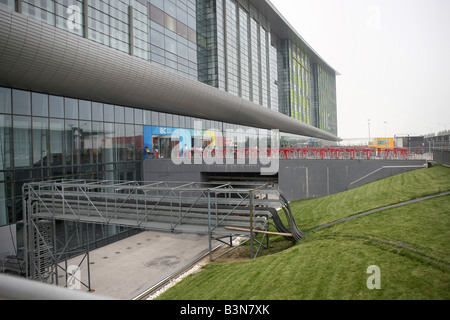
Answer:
xmin=0 ymin=7 xmax=341 ymax=142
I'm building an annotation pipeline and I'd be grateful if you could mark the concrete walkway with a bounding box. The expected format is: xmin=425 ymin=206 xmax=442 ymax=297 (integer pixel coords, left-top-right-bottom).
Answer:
xmin=313 ymin=191 xmax=450 ymax=231
xmin=60 ymin=231 xmax=216 ymax=300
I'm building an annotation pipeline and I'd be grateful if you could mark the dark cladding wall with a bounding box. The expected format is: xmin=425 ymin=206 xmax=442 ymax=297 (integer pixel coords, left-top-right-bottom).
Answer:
xmin=144 ymin=159 xmax=427 ymax=202
xmin=432 ymin=151 xmax=450 ymax=166
xmin=278 ymin=159 xmax=426 ymax=201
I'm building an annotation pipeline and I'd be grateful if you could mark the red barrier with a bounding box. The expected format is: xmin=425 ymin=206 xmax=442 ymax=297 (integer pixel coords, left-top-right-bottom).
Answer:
xmin=152 ymin=146 xmax=411 ymax=161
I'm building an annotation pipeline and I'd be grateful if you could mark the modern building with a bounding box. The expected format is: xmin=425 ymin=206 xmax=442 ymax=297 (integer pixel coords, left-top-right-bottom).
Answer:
xmin=0 ymin=0 xmax=339 ymax=262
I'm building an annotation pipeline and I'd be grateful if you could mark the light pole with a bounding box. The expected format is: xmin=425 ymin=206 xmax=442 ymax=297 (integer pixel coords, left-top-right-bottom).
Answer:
xmin=368 ymin=119 xmax=371 ymax=146
xmin=384 ymin=121 xmax=387 ymax=147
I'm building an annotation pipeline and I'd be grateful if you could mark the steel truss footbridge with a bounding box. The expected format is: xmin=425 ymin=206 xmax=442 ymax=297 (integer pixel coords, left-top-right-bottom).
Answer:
xmin=22 ymin=179 xmax=303 ymax=291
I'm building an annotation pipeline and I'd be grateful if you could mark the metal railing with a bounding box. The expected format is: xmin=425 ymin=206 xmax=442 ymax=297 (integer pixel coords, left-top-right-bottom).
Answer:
xmin=22 ymin=179 xmax=302 ymax=290
xmin=165 ymin=146 xmax=432 ymax=161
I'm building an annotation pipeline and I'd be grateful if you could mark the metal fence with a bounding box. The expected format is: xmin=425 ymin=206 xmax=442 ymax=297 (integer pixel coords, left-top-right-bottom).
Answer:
xmin=22 ymin=179 xmax=302 ymax=290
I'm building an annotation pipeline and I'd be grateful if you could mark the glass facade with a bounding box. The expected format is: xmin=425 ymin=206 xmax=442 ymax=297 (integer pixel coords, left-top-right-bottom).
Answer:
xmin=277 ymin=40 xmax=338 ymax=135
xmin=0 ymin=86 xmax=276 ymax=227
xmin=0 ymin=0 xmax=338 ymax=228
xmin=212 ymin=0 xmax=277 ymax=110
xmin=316 ymin=65 xmax=338 ymax=136
xmin=289 ymin=42 xmax=313 ymax=125
xmin=0 ymin=87 xmax=145 ymax=226
xmin=0 ymin=0 xmax=336 ymax=128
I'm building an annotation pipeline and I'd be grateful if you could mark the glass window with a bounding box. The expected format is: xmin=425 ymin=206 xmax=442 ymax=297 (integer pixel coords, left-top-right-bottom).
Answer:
xmin=32 ymin=93 xmax=49 ymax=117
xmin=0 ymin=115 xmax=13 ymax=170
xmin=124 ymin=107 xmax=134 ymax=124
xmin=164 ymin=1 xmax=176 ymax=17
xmin=134 ymin=125 xmax=144 ymax=161
xmin=32 ymin=117 xmax=49 ymax=167
xmin=65 ymin=119 xmax=80 ymax=166
xmin=104 ymin=122 xmax=115 ymax=164
xmin=177 ymin=21 xmax=188 ymax=38
xmin=150 ymin=29 xmax=164 ymax=48
xmin=166 ymin=113 xmax=173 ymax=127
xmin=92 ymin=121 xmax=104 ymax=164
xmin=104 ymin=104 xmax=115 ymax=122
xmin=173 ymin=114 xmax=179 ymax=128
xmin=65 ymin=98 xmax=79 ymax=119
xmin=0 ymin=88 xmax=12 ymax=114
xmin=179 ymin=115 xmax=185 ymax=129
xmin=150 ymin=4 xmax=164 ymax=26
xmin=143 ymin=110 xmax=151 ymax=125
xmin=151 ymin=111 xmax=159 ymax=126
xmin=115 ymin=105 xmax=125 ymax=123
xmin=134 ymin=109 xmax=143 ymax=125
xmin=79 ymin=100 xmax=92 ymax=120
xmin=92 ymin=102 xmax=104 ymax=121
xmin=49 ymin=95 xmax=64 ymax=118
xmin=0 ymin=180 xmax=14 ymax=227
xmin=125 ymin=124 xmax=135 ymax=161
xmin=80 ymin=120 xmax=92 ymax=164
xmin=50 ymin=119 xmax=65 ymax=166
xmin=12 ymin=90 xmax=31 ymax=115
xmin=13 ymin=116 xmax=32 ymax=168
xmin=115 ymin=123 xmax=126 ymax=161
xmin=165 ymin=36 xmax=177 ymax=54
xmin=187 ymin=27 xmax=196 ymax=44
xmin=164 ymin=13 xmax=176 ymax=33
xmin=158 ymin=112 xmax=166 ymax=126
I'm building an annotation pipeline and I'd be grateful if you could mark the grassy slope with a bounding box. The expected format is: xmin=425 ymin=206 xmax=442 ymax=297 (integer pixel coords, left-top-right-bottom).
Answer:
xmin=157 ymin=165 xmax=450 ymax=300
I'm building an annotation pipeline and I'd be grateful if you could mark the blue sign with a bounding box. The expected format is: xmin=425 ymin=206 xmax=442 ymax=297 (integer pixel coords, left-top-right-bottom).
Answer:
xmin=144 ymin=126 xmax=193 ymax=158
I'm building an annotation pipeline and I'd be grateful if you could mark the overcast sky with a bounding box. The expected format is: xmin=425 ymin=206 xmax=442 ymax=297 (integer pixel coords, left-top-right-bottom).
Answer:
xmin=270 ymin=0 xmax=450 ymax=139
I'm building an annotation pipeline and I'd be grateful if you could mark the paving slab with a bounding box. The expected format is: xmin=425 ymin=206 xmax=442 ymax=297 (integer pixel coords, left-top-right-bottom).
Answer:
xmin=59 ymin=231 xmax=215 ymax=300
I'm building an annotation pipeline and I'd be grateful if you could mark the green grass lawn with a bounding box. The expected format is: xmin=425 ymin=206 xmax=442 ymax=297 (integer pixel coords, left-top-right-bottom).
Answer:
xmin=157 ymin=165 xmax=450 ymax=300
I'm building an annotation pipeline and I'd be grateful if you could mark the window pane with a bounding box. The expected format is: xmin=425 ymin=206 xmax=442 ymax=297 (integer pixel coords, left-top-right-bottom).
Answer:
xmin=92 ymin=121 xmax=104 ymax=164
xmin=0 ymin=115 xmax=13 ymax=170
xmin=115 ymin=123 xmax=125 ymax=161
xmin=151 ymin=111 xmax=159 ymax=126
xmin=50 ymin=119 xmax=65 ymax=166
xmin=65 ymin=119 xmax=80 ymax=165
xmin=13 ymin=90 xmax=31 ymax=115
xmin=32 ymin=117 xmax=49 ymax=167
xmin=32 ymin=93 xmax=49 ymax=117
xmin=49 ymin=96 xmax=64 ymax=118
xmin=124 ymin=107 xmax=134 ymax=124
xmin=150 ymin=4 xmax=164 ymax=26
xmin=135 ymin=125 xmax=144 ymax=161
xmin=104 ymin=104 xmax=114 ymax=122
xmin=165 ymin=13 xmax=176 ymax=33
xmin=80 ymin=120 xmax=92 ymax=164
xmin=79 ymin=100 xmax=92 ymax=120
xmin=65 ymin=98 xmax=79 ymax=119
xmin=125 ymin=124 xmax=135 ymax=161
xmin=92 ymin=102 xmax=104 ymax=121
xmin=158 ymin=112 xmax=166 ymax=126
xmin=177 ymin=21 xmax=188 ymax=38
xmin=0 ymin=180 xmax=14 ymax=227
xmin=115 ymin=105 xmax=124 ymax=123
xmin=0 ymin=88 xmax=12 ymax=114
xmin=143 ymin=110 xmax=151 ymax=125
xmin=104 ymin=122 xmax=115 ymax=164
xmin=134 ymin=109 xmax=143 ymax=125
xmin=13 ymin=116 xmax=32 ymax=168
